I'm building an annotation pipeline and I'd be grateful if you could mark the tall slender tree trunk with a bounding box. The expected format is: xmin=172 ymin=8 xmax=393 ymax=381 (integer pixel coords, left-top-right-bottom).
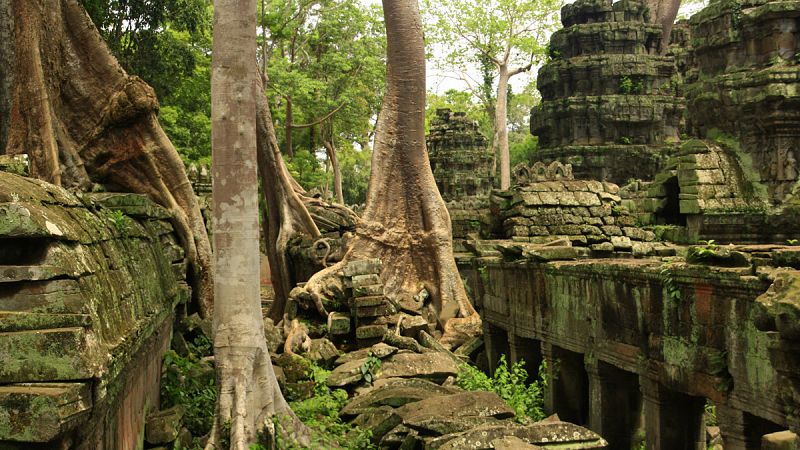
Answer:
xmin=324 ymin=140 xmax=343 ymax=204
xmin=285 ymin=96 xmax=295 ymax=159
xmin=0 ymin=0 xmax=213 ymax=317
xmin=257 ymin=72 xmax=322 ymax=322
xmin=304 ymin=0 xmax=482 ymax=348
xmin=494 ymin=67 xmax=511 ymax=190
xmin=210 ymin=2 xmax=307 ymax=448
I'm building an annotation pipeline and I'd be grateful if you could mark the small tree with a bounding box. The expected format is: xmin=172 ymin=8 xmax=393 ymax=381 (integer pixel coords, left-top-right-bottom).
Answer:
xmin=423 ymin=0 xmax=561 ymax=190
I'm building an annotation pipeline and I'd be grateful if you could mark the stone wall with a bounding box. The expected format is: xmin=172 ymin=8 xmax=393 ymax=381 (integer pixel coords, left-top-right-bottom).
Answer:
xmin=459 ymin=242 xmax=800 ymax=449
xmin=686 ymin=0 xmax=800 ymax=204
xmin=0 ymin=171 xmax=189 ymax=449
xmin=495 ymin=162 xmax=657 ymax=253
xmin=531 ymin=0 xmax=684 ymax=184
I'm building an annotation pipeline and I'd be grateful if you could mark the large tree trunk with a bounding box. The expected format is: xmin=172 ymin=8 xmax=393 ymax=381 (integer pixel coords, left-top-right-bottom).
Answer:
xmin=646 ymin=0 xmax=681 ymax=53
xmin=257 ymin=72 xmax=322 ymax=322
xmin=305 ymin=0 xmax=481 ymax=347
xmin=210 ymin=1 xmax=307 ymax=448
xmin=494 ymin=67 xmax=511 ymax=190
xmin=0 ymin=0 xmax=213 ymax=316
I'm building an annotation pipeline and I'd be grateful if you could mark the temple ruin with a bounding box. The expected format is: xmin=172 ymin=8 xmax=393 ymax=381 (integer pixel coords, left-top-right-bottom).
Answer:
xmin=3 ymin=0 xmax=800 ymax=448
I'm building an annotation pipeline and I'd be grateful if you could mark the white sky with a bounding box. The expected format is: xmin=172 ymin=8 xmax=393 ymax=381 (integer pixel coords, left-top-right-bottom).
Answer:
xmin=361 ymin=0 xmax=708 ymax=96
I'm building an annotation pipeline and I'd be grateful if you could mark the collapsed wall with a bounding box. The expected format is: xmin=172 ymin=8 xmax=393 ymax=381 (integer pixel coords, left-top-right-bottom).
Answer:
xmin=0 ymin=169 xmax=189 ymax=449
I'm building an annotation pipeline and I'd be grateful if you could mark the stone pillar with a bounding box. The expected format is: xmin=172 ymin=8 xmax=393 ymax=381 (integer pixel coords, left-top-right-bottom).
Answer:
xmin=509 ymin=335 xmax=543 ymax=382
xmin=546 ymin=345 xmax=589 ymax=425
xmin=717 ymin=405 xmax=785 ymax=450
xmin=640 ymin=376 xmax=705 ymax=450
xmin=541 ymin=342 xmax=557 ymax=416
xmin=586 ymin=360 xmax=642 ymax=450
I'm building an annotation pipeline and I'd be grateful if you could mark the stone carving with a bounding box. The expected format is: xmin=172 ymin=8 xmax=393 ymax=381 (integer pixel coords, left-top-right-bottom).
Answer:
xmin=513 ymin=161 xmax=574 ymax=185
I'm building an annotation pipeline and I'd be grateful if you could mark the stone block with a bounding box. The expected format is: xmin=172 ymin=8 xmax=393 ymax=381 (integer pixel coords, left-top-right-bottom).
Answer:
xmin=762 ymin=430 xmax=799 ymax=450
xmin=611 ymin=235 xmax=633 ymax=250
xmin=353 ymin=295 xmax=387 ymax=308
xmin=355 ymin=303 xmax=393 ymax=318
xmin=327 ymin=312 xmax=351 ymax=336
xmin=344 ymin=259 xmax=383 ymax=277
xmin=0 ymin=382 xmax=92 ymax=442
xmin=145 ymin=405 xmax=185 ymax=445
xmin=351 ymin=274 xmax=381 ymax=288
xmin=400 ymin=315 xmax=430 ymax=339
xmin=353 ymin=284 xmax=385 ymax=297
xmin=357 ymin=324 xmax=388 ymax=340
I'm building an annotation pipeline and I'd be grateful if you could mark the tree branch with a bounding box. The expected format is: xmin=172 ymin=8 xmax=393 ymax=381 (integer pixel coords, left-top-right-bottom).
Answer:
xmin=290 ymin=102 xmax=346 ymax=129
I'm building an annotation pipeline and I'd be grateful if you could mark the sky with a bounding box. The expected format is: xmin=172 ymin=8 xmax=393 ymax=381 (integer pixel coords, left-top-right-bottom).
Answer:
xmin=360 ymin=0 xmax=708 ymax=96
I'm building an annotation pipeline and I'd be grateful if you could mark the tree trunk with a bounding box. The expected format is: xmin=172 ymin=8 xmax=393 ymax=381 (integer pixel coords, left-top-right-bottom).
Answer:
xmin=257 ymin=72 xmax=322 ymax=322
xmin=323 ymin=124 xmax=344 ymax=204
xmin=0 ymin=0 xmax=213 ymax=317
xmin=210 ymin=1 xmax=307 ymax=448
xmin=646 ymin=0 xmax=681 ymax=53
xmin=285 ymin=95 xmax=295 ymax=159
xmin=305 ymin=0 xmax=481 ymax=348
xmin=494 ymin=67 xmax=511 ymax=190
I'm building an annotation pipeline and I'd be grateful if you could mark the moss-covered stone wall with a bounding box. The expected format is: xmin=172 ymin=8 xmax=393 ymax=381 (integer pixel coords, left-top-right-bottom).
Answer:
xmin=0 ymin=171 xmax=189 ymax=448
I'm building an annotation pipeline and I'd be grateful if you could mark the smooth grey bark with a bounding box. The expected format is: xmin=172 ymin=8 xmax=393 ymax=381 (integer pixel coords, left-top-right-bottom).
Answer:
xmin=209 ymin=1 xmax=307 ymax=448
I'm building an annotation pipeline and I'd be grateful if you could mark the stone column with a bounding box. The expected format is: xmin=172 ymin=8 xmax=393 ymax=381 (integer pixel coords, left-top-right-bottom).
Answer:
xmin=541 ymin=342 xmax=557 ymax=416
xmin=640 ymin=376 xmax=705 ymax=450
xmin=587 ymin=360 xmax=642 ymax=450
xmin=509 ymin=335 xmax=543 ymax=382
xmin=717 ymin=405 xmax=786 ymax=450
xmin=546 ymin=345 xmax=589 ymax=425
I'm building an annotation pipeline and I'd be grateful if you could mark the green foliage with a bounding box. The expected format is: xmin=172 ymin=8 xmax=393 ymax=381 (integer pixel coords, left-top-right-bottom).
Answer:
xmin=688 ymin=239 xmax=719 ymax=261
xmin=277 ymin=362 xmax=375 ymax=449
xmin=286 ymin=149 xmax=330 ymax=193
xmin=619 ymin=136 xmax=633 ymax=145
xmin=80 ymin=0 xmax=211 ymax=101
xmin=360 ymin=354 xmax=382 ymax=385
xmin=339 ymin=144 xmax=372 ymax=205
xmin=106 ymin=209 xmax=130 ymax=235
xmin=619 ymin=76 xmax=645 ymax=95
xmin=160 ymin=335 xmax=216 ymax=437
xmin=788 ymin=239 xmax=799 ymax=246
xmin=704 ymin=401 xmax=718 ymax=426
xmin=266 ymin=0 xmax=385 ymax=176
xmin=457 ymin=355 xmax=547 ymax=421
xmin=660 ymin=265 xmax=683 ymax=302
xmin=620 ymin=76 xmax=634 ymax=94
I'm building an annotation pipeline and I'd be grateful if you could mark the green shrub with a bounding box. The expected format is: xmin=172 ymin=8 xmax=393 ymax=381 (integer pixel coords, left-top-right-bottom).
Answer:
xmin=457 ymin=355 xmax=547 ymax=421
xmin=276 ymin=363 xmax=375 ymax=449
xmin=160 ymin=337 xmax=217 ymax=437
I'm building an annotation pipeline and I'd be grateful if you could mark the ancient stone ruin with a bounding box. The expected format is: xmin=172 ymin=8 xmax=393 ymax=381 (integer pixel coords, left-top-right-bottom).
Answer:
xmin=0 ymin=171 xmax=189 ymax=448
xmin=532 ymin=0 xmax=684 ymax=184
xmin=430 ymin=0 xmax=800 ymax=448
xmin=5 ymin=0 xmax=800 ymax=448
